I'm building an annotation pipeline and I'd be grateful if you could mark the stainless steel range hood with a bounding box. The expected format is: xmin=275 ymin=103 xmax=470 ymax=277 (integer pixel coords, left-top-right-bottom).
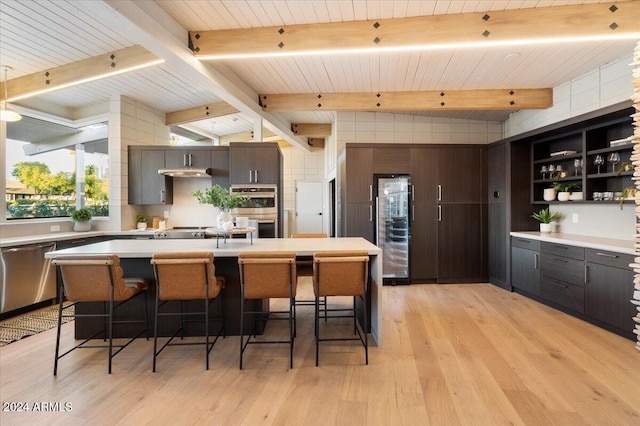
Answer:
xmin=158 ymin=168 xmax=212 ymax=177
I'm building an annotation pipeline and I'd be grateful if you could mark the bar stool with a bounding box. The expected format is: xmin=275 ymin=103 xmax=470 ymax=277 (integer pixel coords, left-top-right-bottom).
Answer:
xmin=150 ymin=252 xmax=225 ymax=371
xmin=291 ymin=233 xmax=328 ymax=320
xmin=313 ymin=250 xmax=369 ymax=366
xmin=52 ymin=254 xmax=149 ymax=375
xmin=238 ymin=252 xmax=297 ymax=369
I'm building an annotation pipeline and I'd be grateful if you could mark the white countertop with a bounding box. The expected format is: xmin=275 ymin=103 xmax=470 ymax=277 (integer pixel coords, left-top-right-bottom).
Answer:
xmin=0 ymin=230 xmax=156 ymax=248
xmin=44 ymin=237 xmax=382 ymax=258
xmin=510 ymin=232 xmax=634 ymax=255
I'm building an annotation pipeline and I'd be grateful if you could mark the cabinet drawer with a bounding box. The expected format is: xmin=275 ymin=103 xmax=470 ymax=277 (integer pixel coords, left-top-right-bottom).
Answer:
xmin=511 ymin=237 xmax=540 ymax=251
xmin=541 ymin=242 xmax=584 ymax=260
xmin=540 ymin=253 xmax=585 ymax=287
xmin=541 ymin=277 xmax=584 ymax=313
xmin=585 ymin=249 xmax=632 ymax=269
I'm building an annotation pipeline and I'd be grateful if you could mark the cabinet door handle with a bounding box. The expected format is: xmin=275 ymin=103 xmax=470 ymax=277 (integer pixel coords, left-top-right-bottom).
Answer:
xmin=552 ymin=258 xmax=567 ymax=263
xmin=369 ymin=185 xmax=373 ymax=202
xmin=596 ymin=252 xmax=618 ymax=258
xmin=534 ymin=253 xmax=539 ymax=269
xmin=412 ymin=204 xmax=415 ymax=222
xmin=369 ymin=205 xmax=372 ymax=222
xmin=183 ymin=154 xmax=188 ymax=167
xmin=160 ymin=190 xmax=165 ymax=203
xmin=438 ymin=205 xmax=442 ymax=222
xmin=437 ymin=184 xmax=442 ymax=201
xmin=255 ymin=170 xmax=259 ymax=182
xmin=411 ymin=185 xmax=415 ymax=202
xmin=584 ymin=264 xmax=588 ymax=283
xmin=189 ymin=154 xmax=193 ymax=166
xmin=249 ymin=170 xmax=253 ymax=183
xmin=516 ymin=239 xmax=530 ymax=244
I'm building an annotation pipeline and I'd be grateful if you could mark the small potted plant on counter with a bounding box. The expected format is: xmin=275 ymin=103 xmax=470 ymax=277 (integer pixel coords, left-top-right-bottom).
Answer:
xmin=136 ymin=214 xmax=150 ymax=230
xmin=193 ymin=184 xmax=249 ymax=228
xmin=531 ymin=208 xmax=561 ymax=233
xmin=71 ymin=207 xmax=92 ymax=232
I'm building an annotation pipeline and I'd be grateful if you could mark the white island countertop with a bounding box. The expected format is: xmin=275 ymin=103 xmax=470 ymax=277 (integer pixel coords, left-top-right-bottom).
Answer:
xmin=510 ymin=232 xmax=634 ymax=255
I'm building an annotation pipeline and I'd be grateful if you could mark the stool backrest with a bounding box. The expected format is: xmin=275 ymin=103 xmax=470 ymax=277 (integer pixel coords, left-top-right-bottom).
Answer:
xmin=313 ymin=251 xmax=369 ymax=297
xmin=52 ymin=254 xmax=131 ymax=302
xmin=151 ymin=252 xmax=218 ymax=300
xmin=238 ymin=252 xmax=296 ymax=299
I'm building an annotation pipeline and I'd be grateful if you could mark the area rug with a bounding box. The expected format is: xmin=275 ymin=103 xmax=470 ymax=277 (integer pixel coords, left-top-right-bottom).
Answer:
xmin=0 ymin=304 xmax=74 ymax=347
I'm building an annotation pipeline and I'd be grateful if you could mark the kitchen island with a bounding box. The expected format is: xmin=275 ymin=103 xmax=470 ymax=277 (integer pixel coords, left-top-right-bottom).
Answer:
xmin=46 ymin=237 xmax=384 ymax=345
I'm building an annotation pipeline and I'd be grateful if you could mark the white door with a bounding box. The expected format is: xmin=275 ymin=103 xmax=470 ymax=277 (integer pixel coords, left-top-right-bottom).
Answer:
xmin=295 ymin=180 xmax=323 ymax=234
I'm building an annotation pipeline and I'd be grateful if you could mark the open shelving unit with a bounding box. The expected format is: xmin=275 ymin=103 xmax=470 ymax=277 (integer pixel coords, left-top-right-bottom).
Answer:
xmin=531 ymin=114 xmax=634 ymax=204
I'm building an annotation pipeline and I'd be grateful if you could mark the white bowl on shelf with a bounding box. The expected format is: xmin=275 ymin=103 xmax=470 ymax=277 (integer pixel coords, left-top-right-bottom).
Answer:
xmin=569 ymin=192 xmax=583 ymax=201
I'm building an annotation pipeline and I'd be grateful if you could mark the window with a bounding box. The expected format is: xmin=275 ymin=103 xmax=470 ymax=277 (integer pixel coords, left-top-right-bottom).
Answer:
xmin=4 ymin=116 xmax=109 ymax=220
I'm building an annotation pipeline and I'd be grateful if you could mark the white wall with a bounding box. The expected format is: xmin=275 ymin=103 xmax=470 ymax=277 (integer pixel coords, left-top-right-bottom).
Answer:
xmin=551 ymin=204 xmax=635 ymax=240
xmin=335 ymin=111 xmax=503 ymax=154
xmin=504 ymin=54 xmax=634 ymax=138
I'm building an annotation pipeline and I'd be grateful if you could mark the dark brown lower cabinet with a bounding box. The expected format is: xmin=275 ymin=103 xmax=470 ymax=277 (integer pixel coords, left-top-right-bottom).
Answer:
xmin=511 ymin=245 xmax=540 ymax=295
xmin=585 ymin=250 xmax=636 ymax=334
xmin=512 ymin=239 xmax=635 ymax=339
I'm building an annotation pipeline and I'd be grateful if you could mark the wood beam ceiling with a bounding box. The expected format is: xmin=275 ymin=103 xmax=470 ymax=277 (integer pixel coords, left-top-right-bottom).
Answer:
xmin=165 ymin=102 xmax=239 ymax=125
xmin=190 ymin=2 xmax=640 ymax=59
xmin=291 ymin=123 xmax=331 ymax=136
xmin=260 ymin=89 xmax=552 ymax=112
xmin=1 ymin=45 xmax=163 ymax=102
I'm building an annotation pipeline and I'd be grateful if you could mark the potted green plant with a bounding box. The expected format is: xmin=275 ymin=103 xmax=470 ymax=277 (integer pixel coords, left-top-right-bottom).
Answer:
xmin=193 ymin=185 xmax=249 ymax=228
xmin=531 ymin=208 xmax=561 ymax=233
xmin=136 ymin=214 xmax=151 ymax=230
xmin=552 ymin=182 xmax=578 ymax=201
xmin=70 ymin=208 xmax=92 ymax=232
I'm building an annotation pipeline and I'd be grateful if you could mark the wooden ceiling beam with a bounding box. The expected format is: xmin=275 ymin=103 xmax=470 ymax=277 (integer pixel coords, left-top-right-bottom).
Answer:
xmin=291 ymin=123 xmax=332 ymax=136
xmin=190 ymin=2 xmax=640 ymax=59
xmin=260 ymin=89 xmax=552 ymax=112
xmin=220 ymin=129 xmax=278 ymax=145
xmin=1 ymin=45 xmax=163 ymax=102
xmin=165 ymin=102 xmax=240 ymax=125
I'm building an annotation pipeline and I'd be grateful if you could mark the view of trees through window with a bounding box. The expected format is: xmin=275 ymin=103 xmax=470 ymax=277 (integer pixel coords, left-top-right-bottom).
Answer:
xmin=5 ymin=119 xmax=109 ymax=220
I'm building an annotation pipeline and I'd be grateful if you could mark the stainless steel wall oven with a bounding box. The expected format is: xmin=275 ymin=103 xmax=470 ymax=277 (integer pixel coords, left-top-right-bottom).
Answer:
xmin=230 ymin=184 xmax=278 ymax=238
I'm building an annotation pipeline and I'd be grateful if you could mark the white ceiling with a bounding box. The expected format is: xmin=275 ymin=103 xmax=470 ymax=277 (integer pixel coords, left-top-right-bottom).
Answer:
xmin=1 ymin=0 xmax=637 ymax=147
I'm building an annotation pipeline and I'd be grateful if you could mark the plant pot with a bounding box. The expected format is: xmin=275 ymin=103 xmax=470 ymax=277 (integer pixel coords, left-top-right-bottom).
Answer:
xmin=217 ymin=210 xmax=233 ymax=228
xmin=137 ymin=222 xmax=147 ymax=230
xmin=543 ymin=188 xmax=556 ymax=201
xmin=539 ymin=223 xmax=552 ymax=233
xmin=557 ymin=191 xmax=571 ymax=201
xmin=73 ymin=220 xmax=91 ymax=232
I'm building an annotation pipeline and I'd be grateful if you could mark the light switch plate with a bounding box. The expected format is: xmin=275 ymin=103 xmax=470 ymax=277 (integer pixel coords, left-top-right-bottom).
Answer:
xmin=50 ymin=225 xmax=60 ymax=232
xmin=572 ymin=213 xmax=579 ymax=223
xmin=163 ymin=210 xmax=170 ymax=218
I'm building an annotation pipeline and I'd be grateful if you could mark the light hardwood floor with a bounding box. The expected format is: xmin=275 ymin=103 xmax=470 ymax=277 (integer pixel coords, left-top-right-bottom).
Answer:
xmin=1 ymin=280 xmax=639 ymax=425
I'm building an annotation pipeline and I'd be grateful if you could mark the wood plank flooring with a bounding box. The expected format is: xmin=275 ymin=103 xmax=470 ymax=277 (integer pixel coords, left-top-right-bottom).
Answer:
xmin=1 ymin=280 xmax=639 ymax=425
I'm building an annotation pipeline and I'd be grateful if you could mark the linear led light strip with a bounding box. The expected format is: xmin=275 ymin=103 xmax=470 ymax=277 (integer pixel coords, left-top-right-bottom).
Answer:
xmin=6 ymin=59 xmax=165 ymax=103
xmin=196 ymin=33 xmax=640 ymax=60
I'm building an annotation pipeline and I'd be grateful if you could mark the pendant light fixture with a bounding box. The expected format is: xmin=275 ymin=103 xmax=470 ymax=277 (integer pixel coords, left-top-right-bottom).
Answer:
xmin=1 ymin=66 xmax=22 ymax=122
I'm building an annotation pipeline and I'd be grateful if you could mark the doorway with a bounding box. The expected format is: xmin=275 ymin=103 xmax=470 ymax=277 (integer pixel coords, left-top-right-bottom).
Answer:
xmin=294 ymin=180 xmax=323 ymax=235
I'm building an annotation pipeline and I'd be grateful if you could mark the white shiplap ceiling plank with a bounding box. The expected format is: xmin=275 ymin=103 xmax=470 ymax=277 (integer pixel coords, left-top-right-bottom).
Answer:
xmin=336 ymin=0 xmax=356 ymax=21
xmin=310 ymin=1 xmax=332 ymax=22
xmin=352 ymin=1 xmax=368 ymax=21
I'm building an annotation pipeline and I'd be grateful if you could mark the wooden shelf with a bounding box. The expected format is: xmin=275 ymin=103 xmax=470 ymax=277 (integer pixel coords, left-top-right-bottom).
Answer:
xmin=587 ymin=144 xmax=633 ymax=156
xmin=587 ymin=170 xmax=633 ymax=179
xmin=533 ymin=152 xmax=582 ymax=164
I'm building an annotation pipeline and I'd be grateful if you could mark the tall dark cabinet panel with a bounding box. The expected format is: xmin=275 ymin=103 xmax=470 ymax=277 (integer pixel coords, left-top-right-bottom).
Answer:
xmin=436 ymin=147 xmax=486 ymax=283
xmin=409 ymin=149 xmax=438 ymax=282
xmin=339 ymin=147 xmax=373 ymax=241
xmin=339 ymin=144 xmax=487 ymax=283
xmin=487 ymin=143 xmax=509 ymax=288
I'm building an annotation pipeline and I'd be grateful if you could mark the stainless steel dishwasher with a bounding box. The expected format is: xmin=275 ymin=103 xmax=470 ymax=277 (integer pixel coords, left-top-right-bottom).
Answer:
xmin=0 ymin=242 xmax=57 ymax=314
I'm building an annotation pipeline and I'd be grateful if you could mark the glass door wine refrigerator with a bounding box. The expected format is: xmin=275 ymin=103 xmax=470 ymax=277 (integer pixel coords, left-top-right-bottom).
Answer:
xmin=373 ymin=174 xmax=411 ymax=285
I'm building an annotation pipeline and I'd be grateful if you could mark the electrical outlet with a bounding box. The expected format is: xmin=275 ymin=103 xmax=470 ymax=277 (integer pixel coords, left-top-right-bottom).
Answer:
xmin=572 ymin=213 xmax=579 ymax=223
xmin=163 ymin=210 xmax=170 ymax=219
xmin=50 ymin=225 xmax=60 ymax=232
